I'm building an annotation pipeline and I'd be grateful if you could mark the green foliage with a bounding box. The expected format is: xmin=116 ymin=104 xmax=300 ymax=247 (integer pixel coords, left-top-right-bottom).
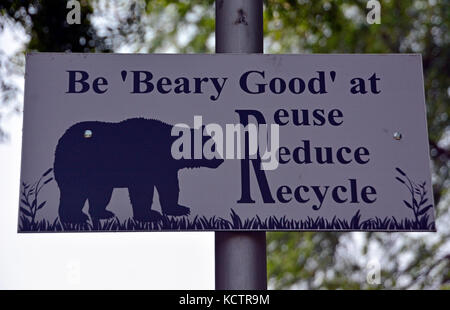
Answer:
xmin=1 ymin=0 xmax=448 ymax=289
xmin=0 ymin=0 xmax=111 ymax=139
xmin=1 ymin=0 xmax=111 ymax=52
xmin=142 ymin=0 xmax=216 ymax=53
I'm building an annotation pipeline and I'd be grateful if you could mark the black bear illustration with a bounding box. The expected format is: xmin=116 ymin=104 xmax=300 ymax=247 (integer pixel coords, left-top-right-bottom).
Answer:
xmin=54 ymin=118 xmax=224 ymax=223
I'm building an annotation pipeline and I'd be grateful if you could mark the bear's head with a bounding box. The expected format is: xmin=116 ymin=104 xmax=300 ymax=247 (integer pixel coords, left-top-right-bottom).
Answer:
xmin=171 ymin=125 xmax=224 ymax=170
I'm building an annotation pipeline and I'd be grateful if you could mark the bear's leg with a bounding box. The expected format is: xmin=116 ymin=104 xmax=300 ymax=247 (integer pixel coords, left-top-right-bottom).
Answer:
xmin=128 ymin=183 xmax=161 ymax=222
xmin=88 ymin=186 xmax=115 ymax=220
xmin=156 ymin=171 xmax=190 ymax=216
xmin=58 ymin=186 xmax=89 ymax=223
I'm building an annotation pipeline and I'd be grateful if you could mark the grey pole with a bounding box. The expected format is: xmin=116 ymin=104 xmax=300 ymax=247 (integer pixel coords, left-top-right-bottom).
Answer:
xmin=215 ymin=0 xmax=267 ymax=290
xmin=215 ymin=0 xmax=263 ymax=53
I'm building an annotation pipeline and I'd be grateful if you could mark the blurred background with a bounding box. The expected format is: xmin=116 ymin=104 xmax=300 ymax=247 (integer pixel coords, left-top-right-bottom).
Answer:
xmin=0 ymin=0 xmax=448 ymax=289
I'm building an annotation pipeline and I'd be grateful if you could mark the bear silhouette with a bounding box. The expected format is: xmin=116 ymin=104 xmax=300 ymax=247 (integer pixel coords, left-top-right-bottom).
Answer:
xmin=53 ymin=118 xmax=223 ymax=223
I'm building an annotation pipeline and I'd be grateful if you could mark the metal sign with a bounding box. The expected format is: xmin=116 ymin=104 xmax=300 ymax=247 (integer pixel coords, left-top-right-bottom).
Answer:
xmin=18 ymin=53 xmax=435 ymax=232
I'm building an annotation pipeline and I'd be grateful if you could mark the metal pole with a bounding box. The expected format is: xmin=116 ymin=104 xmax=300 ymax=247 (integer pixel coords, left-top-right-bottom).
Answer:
xmin=215 ymin=0 xmax=267 ymax=290
xmin=215 ymin=0 xmax=263 ymax=53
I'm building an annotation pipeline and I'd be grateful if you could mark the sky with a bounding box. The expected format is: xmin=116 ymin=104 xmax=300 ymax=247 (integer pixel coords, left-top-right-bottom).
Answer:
xmin=0 ymin=20 xmax=215 ymax=290
xmin=0 ymin=115 xmax=215 ymax=289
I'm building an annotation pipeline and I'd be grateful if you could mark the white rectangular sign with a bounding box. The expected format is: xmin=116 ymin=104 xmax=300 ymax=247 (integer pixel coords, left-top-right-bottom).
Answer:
xmin=18 ymin=53 xmax=435 ymax=232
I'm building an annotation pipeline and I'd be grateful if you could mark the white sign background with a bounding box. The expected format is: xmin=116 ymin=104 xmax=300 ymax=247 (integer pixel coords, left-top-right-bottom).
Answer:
xmin=19 ymin=53 xmax=435 ymax=231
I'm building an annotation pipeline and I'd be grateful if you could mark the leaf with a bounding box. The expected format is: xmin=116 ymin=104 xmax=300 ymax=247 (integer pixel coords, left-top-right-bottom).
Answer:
xmin=37 ymin=201 xmax=46 ymax=210
xmin=395 ymin=167 xmax=406 ymax=176
xmin=418 ymin=205 xmax=433 ymax=216
xmin=419 ymin=198 xmax=428 ymax=206
xmin=42 ymin=168 xmax=53 ymax=177
xmin=395 ymin=177 xmax=405 ymax=184
xmin=20 ymin=199 xmax=30 ymax=207
xmin=20 ymin=207 xmax=32 ymax=217
xmin=403 ymin=200 xmax=413 ymax=209
xmin=43 ymin=177 xmax=53 ymax=185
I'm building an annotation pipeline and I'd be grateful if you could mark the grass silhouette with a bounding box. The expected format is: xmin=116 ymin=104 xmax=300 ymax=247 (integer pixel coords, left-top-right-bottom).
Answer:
xmin=19 ymin=208 xmax=435 ymax=232
xmin=395 ymin=167 xmax=434 ymax=224
xmin=18 ymin=167 xmax=436 ymax=232
xmin=19 ymin=168 xmax=53 ymax=225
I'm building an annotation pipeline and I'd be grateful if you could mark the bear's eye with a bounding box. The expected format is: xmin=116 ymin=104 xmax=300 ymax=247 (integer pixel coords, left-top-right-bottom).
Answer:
xmin=84 ymin=130 xmax=93 ymax=138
